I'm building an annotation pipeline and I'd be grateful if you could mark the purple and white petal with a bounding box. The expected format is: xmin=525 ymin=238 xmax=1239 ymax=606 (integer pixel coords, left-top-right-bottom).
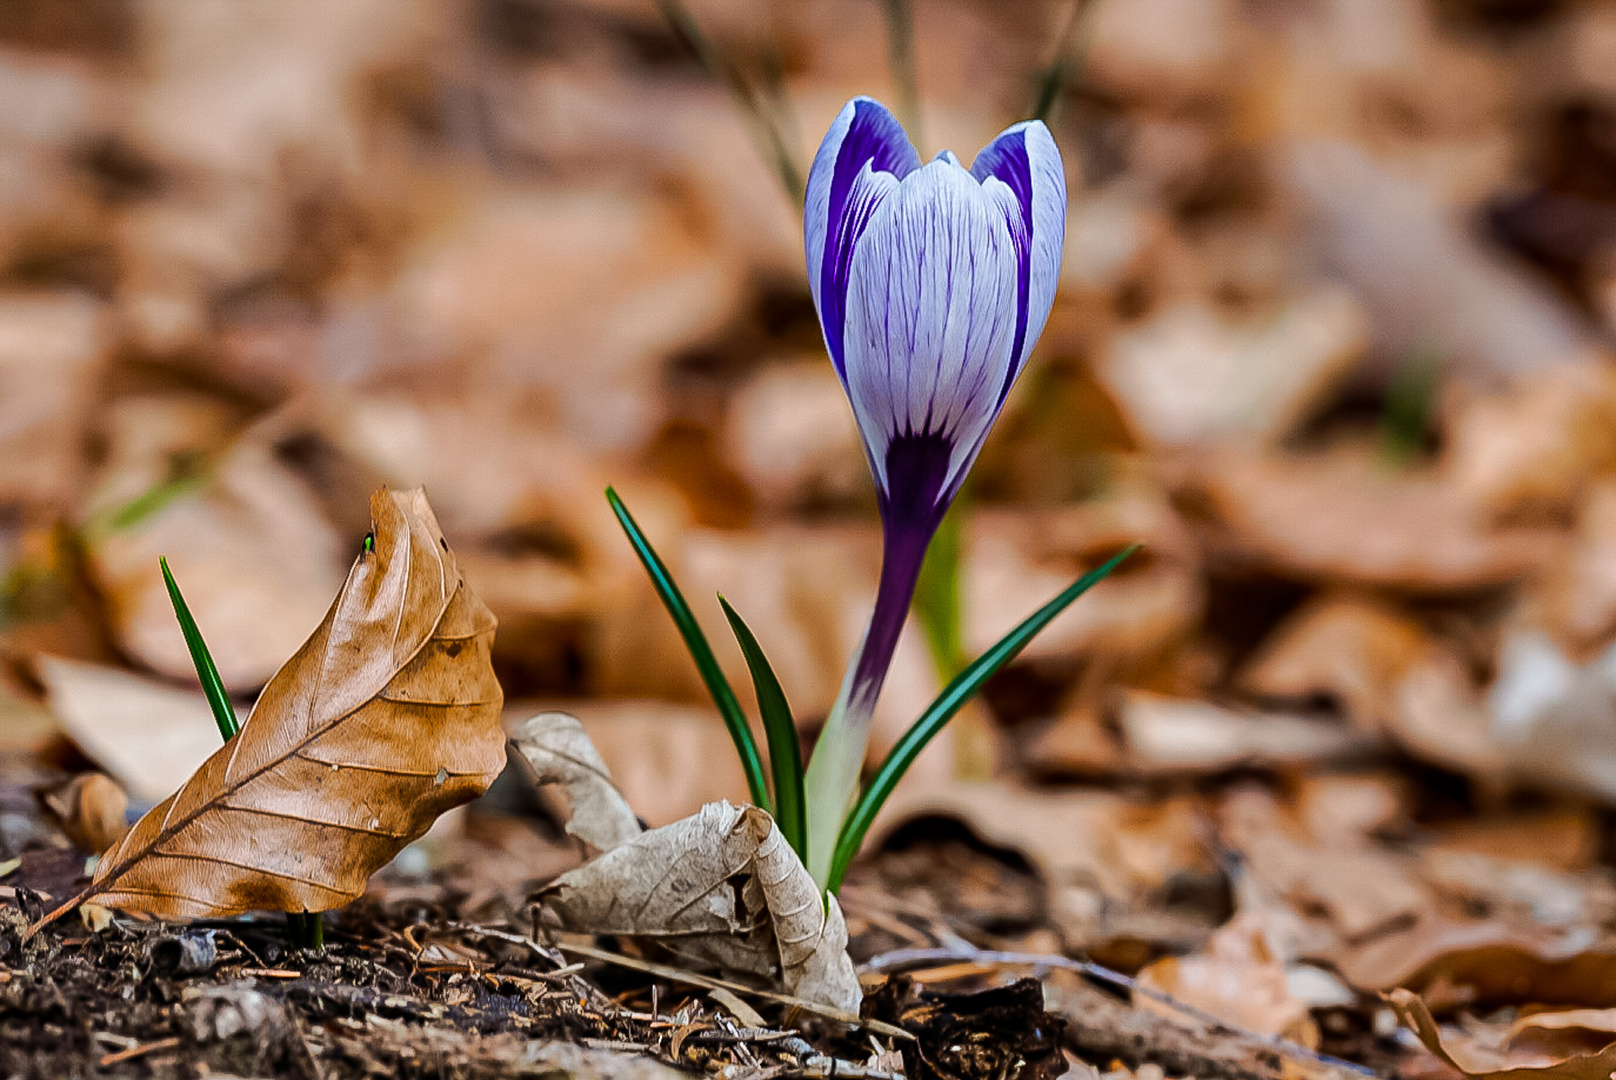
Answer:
xmin=841 ymin=158 xmax=1019 ymax=505
xmin=970 ymin=120 xmax=1067 ymax=403
xmin=804 ymin=97 xmax=921 ymax=379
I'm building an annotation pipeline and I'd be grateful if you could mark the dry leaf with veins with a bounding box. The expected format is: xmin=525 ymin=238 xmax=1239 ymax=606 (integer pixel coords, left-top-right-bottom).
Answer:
xmin=513 ymin=716 xmax=859 ymax=1011
xmin=34 ymin=487 xmax=505 ymax=928
xmin=510 ymin=712 xmax=641 ymax=853
xmin=539 ymin=800 xmax=862 ymax=1012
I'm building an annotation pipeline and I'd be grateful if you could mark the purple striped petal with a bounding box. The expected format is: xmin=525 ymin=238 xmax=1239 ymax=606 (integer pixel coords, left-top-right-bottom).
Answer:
xmin=970 ymin=120 xmax=1066 ymax=405
xmin=842 ymin=157 xmax=1020 ymax=506
xmin=804 ymin=97 xmax=921 ymax=379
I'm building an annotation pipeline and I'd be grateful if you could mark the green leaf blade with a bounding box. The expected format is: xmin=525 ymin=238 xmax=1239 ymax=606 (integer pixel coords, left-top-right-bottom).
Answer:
xmin=605 ymin=488 xmax=772 ymax=813
xmin=159 ymin=556 xmax=238 ymax=743
xmin=825 ymin=545 xmax=1138 ymax=894
xmin=912 ymin=493 xmax=966 ymax=677
xmin=720 ymin=596 xmax=807 ymax=861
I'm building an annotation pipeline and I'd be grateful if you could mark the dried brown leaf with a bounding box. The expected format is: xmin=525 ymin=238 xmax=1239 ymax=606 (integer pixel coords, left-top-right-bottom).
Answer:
xmin=38 ymin=656 xmax=232 ymax=803
xmin=1136 ymin=911 xmax=1320 ymax=1047
xmin=1238 ymin=592 xmax=1429 ymax=733
xmin=1488 ymin=628 xmax=1616 ymax=803
xmin=1445 ymin=365 xmax=1616 ymax=524
xmin=1391 ymin=988 xmax=1616 ymax=1080
xmin=1116 ymin=690 xmax=1375 ymax=773
xmin=85 ymin=425 xmax=349 ymax=690
xmin=1219 ymin=787 xmax=1430 ymax=943
xmin=1194 ymin=447 xmax=1555 ymax=591
xmin=964 ymin=496 xmax=1201 ymax=665
xmin=1509 ymin=1010 xmax=1616 ymax=1060
xmin=1096 ymin=288 xmax=1367 ymax=449
xmin=42 ymin=487 xmax=505 ymax=923
xmin=1340 ymin=924 xmax=1616 ymax=1007
xmin=38 ymin=773 xmax=128 ymax=855
xmin=0 ymin=292 xmax=109 ymax=505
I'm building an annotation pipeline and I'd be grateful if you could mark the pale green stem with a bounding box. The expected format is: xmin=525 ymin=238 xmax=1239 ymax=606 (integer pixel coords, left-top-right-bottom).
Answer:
xmin=803 ymin=639 xmax=868 ymax=888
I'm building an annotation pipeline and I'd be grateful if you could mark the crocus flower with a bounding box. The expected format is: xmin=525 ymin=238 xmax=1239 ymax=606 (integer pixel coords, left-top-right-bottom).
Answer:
xmin=800 ymin=96 xmax=1067 ymax=882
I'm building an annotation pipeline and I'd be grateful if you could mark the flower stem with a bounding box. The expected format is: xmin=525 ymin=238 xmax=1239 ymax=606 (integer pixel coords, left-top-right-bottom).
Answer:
xmin=803 ymin=521 xmax=932 ymax=886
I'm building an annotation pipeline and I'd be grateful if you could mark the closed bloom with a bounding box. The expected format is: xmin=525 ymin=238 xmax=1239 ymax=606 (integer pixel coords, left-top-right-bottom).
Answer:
xmin=801 ymin=96 xmax=1067 ymax=882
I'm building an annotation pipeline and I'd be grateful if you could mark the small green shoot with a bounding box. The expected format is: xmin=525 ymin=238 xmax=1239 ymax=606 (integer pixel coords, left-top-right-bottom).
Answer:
xmin=162 ymin=556 xmax=325 ymax=950
xmin=825 ymin=545 xmax=1137 ymax=893
xmin=286 ymin=911 xmax=323 ymax=950
xmin=159 ymin=557 xmax=237 ymax=742
xmin=605 ymin=488 xmax=771 ymax=812
xmin=720 ymin=596 xmax=806 ymax=860
xmin=1379 ymin=342 xmax=1443 ymax=467
xmin=82 ymin=451 xmax=210 ymax=544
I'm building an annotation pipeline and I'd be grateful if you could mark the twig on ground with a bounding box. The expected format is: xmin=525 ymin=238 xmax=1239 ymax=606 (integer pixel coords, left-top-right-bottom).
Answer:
xmin=97 ymin=1037 xmax=181 ymax=1068
xmin=555 ymin=938 xmax=913 ymax=1040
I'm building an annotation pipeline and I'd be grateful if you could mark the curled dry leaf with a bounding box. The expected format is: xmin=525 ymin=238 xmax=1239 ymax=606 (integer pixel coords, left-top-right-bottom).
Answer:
xmin=38 ymin=487 xmax=505 ymax=924
xmin=552 ymin=699 xmax=752 ymax=827
xmin=1510 ymin=1010 xmax=1616 ymax=1060
xmin=1391 ymin=988 xmax=1616 ymax=1080
xmin=37 ymin=656 xmax=230 ymax=803
xmin=514 ymin=712 xmax=859 ymax=1010
xmin=1136 ymin=911 xmax=1320 ymax=1048
xmin=1115 ymin=690 xmax=1374 ymax=773
xmin=538 ymin=801 xmax=861 ymax=1013
xmin=509 ymin=712 xmax=640 ymax=853
xmin=1192 ymin=446 xmax=1554 ymax=592
xmin=1338 ymin=922 xmax=1616 ymax=1007
xmin=38 ymin=773 xmax=128 ymax=855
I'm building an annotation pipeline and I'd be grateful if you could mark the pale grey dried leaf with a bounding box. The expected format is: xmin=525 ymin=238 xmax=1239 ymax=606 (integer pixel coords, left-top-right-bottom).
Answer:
xmin=538 ymin=800 xmax=859 ymax=1012
xmin=509 ymin=712 xmax=641 ymax=853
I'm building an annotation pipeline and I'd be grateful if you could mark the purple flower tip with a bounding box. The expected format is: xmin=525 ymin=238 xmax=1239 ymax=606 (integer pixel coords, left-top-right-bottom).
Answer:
xmin=804 ymin=97 xmax=1068 ymax=524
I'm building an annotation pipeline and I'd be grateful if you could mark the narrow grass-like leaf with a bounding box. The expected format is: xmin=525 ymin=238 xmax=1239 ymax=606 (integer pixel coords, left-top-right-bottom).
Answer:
xmin=651 ymin=0 xmax=803 ymax=202
xmin=913 ymin=494 xmax=966 ymax=676
xmin=719 ymin=595 xmax=807 ymax=861
xmin=1030 ymin=0 xmax=1093 ymax=123
xmin=826 ymin=545 xmax=1138 ymax=894
xmin=880 ymin=0 xmax=921 ymax=144
xmin=605 ymin=488 xmax=771 ymax=812
xmin=286 ymin=910 xmax=324 ymax=951
xmin=106 ymin=466 xmax=205 ymax=535
xmin=159 ymin=557 xmax=238 ymax=742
